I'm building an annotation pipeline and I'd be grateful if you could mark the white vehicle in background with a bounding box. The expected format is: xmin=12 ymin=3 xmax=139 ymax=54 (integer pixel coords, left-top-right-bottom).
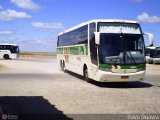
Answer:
xmin=145 ymin=46 xmax=155 ymax=64
xmin=146 ymin=46 xmax=160 ymax=64
xmin=153 ymin=46 xmax=160 ymax=64
xmin=57 ymin=19 xmax=153 ymax=82
xmin=0 ymin=44 xmax=20 ymax=59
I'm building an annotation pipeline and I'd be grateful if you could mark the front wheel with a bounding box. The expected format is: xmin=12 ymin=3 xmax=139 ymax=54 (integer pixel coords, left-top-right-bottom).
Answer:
xmin=4 ymin=54 xmax=9 ymax=59
xmin=84 ymin=67 xmax=91 ymax=83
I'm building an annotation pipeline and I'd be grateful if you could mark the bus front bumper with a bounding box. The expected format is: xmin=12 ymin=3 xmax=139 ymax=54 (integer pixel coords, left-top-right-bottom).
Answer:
xmin=97 ymin=70 xmax=145 ymax=82
xmin=10 ymin=54 xmax=20 ymax=59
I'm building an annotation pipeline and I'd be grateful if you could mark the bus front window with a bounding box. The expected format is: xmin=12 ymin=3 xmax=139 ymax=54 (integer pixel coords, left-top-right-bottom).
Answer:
xmin=11 ymin=46 xmax=20 ymax=53
xmin=98 ymin=34 xmax=145 ymax=65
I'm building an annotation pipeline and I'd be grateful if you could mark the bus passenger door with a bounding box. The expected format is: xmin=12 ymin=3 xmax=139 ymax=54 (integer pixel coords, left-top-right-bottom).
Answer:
xmin=89 ymin=22 xmax=99 ymax=79
xmin=90 ymin=37 xmax=99 ymax=79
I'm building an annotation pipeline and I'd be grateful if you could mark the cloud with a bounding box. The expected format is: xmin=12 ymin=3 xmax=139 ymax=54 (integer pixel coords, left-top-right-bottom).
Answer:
xmin=129 ymin=0 xmax=142 ymax=2
xmin=0 ymin=37 xmax=56 ymax=52
xmin=0 ymin=5 xmax=3 ymax=9
xmin=11 ymin=0 xmax=40 ymax=11
xmin=0 ymin=30 xmax=14 ymax=35
xmin=137 ymin=12 xmax=160 ymax=23
xmin=0 ymin=9 xmax=32 ymax=21
xmin=28 ymin=39 xmax=51 ymax=45
xmin=31 ymin=22 xmax=64 ymax=29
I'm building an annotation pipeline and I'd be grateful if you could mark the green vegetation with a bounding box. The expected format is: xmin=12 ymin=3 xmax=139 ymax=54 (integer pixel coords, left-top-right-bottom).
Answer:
xmin=20 ymin=52 xmax=56 ymax=57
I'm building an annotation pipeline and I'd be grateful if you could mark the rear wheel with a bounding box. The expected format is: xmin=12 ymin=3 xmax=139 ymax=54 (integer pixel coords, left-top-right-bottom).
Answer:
xmin=4 ymin=54 xmax=9 ymax=59
xmin=62 ymin=61 xmax=66 ymax=72
xmin=60 ymin=61 xmax=63 ymax=70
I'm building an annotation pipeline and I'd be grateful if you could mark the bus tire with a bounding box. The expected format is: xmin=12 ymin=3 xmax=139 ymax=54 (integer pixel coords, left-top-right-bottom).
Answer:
xmin=60 ymin=60 xmax=63 ymax=70
xmin=62 ymin=61 xmax=66 ymax=72
xmin=4 ymin=54 xmax=9 ymax=59
xmin=83 ymin=66 xmax=91 ymax=83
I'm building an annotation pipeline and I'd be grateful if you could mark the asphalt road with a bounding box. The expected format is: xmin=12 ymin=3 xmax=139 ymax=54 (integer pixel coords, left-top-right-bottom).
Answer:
xmin=0 ymin=57 xmax=160 ymax=120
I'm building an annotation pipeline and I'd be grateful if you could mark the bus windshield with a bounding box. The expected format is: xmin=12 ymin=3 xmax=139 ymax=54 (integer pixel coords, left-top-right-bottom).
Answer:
xmin=10 ymin=46 xmax=20 ymax=53
xmin=99 ymin=34 xmax=145 ymax=65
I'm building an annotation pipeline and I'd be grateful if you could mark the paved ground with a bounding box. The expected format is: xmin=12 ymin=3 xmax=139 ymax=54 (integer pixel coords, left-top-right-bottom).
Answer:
xmin=0 ymin=57 xmax=160 ymax=120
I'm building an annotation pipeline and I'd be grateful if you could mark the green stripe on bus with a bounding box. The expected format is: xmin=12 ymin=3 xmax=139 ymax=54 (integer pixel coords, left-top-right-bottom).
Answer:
xmin=70 ymin=46 xmax=83 ymax=55
xmin=57 ymin=44 xmax=88 ymax=55
xmin=121 ymin=64 xmax=146 ymax=69
xmin=57 ymin=48 xmax=63 ymax=54
xmin=121 ymin=65 xmax=135 ymax=69
xmin=99 ymin=64 xmax=112 ymax=69
xmin=99 ymin=63 xmax=145 ymax=69
xmin=137 ymin=63 xmax=146 ymax=68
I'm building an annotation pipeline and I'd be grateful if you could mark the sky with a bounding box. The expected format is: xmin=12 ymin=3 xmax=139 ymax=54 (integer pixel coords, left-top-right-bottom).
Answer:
xmin=0 ymin=0 xmax=160 ymax=52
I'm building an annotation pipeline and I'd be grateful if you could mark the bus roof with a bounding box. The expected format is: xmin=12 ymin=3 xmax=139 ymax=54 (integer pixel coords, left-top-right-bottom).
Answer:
xmin=58 ymin=19 xmax=139 ymax=36
xmin=0 ymin=43 xmax=18 ymax=46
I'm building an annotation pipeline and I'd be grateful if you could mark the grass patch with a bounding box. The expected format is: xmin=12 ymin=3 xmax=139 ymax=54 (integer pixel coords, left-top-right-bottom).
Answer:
xmin=20 ymin=52 xmax=56 ymax=57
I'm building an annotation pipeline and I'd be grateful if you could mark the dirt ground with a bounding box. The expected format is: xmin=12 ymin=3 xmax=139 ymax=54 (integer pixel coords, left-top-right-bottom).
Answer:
xmin=0 ymin=56 xmax=160 ymax=120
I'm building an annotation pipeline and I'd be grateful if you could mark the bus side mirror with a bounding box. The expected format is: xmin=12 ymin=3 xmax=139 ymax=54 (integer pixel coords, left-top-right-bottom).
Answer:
xmin=94 ymin=32 xmax=100 ymax=45
xmin=143 ymin=32 xmax=154 ymax=47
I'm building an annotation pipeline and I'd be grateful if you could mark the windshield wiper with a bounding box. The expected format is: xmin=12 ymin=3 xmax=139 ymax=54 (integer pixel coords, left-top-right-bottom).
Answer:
xmin=127 ymin=51 xmax=137 ymax=66
xmin=113 ymin=52 xmax=122 ymax=65
xmin=122 ymin=34 xmax=138 ymax=66
xmin=113 ymin=35 xmax=124 ymax=65
xmin=114 ymin=35 xmax=137 ymax=66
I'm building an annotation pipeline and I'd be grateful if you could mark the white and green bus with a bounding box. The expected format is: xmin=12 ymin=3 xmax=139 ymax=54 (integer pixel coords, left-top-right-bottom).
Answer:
xmin=0 ymin=44 xmax=20 ymax=59
xmin=57 ymin=19 xmax=153 ymax=82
